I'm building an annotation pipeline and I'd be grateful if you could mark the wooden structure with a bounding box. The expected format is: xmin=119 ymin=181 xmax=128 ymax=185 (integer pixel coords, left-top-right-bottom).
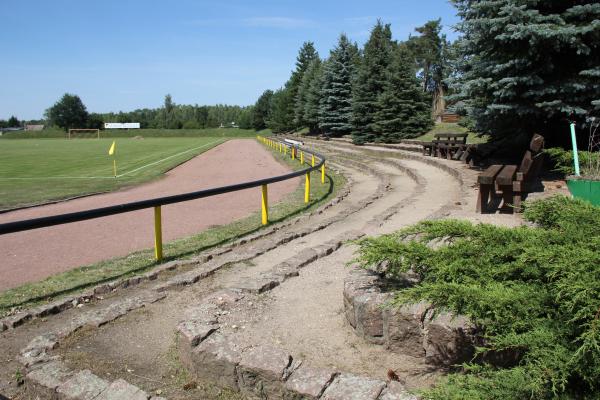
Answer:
xmin=422 ymin=133 xmax=469 ymax=160
xmin=477 ymin=134 xmax=545 ymax=213
xmin=441 ymin=113 xmax=460 ymax=123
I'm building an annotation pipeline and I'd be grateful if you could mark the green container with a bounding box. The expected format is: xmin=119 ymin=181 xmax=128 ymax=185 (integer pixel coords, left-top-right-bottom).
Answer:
xmin=567 ymin=179 xmax=600 ymax=206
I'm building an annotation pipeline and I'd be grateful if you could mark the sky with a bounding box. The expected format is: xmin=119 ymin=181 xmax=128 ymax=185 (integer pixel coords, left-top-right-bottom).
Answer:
xmin=0 ymin=0 xmax=460 ymax=120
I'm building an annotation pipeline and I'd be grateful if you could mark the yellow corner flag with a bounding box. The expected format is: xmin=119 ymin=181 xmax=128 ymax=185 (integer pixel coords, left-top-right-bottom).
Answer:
xmin=108 ymin=141 xmax=117 ymax=177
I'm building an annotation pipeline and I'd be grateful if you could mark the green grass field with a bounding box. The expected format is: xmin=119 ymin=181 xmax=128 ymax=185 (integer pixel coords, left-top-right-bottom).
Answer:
xmin=0 ymin=137 xmax=229 ymax=210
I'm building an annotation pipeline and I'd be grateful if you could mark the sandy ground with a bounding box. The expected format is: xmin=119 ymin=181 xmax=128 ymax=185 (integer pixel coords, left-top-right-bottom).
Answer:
xmin=0 ymin=139 xmax=299 ymax=291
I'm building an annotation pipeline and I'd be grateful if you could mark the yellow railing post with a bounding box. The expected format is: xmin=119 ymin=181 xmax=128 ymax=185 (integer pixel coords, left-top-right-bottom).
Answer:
xmin=305 ymin=172 xmax=311 ymax=203
xmin=321 ymin=161 xmax=325 ymax=184
xmin=261 ymin=184 xmax=269 ymax=225
xmin=154 ymin=206 xmax=163 ymax=261
xmin=311 ymin=154 xmax=315 ymax=167
xmin=300 ymin=151 xmax=304 ymax=165
xmin=292 ymin=147 xmax=295 ymax=160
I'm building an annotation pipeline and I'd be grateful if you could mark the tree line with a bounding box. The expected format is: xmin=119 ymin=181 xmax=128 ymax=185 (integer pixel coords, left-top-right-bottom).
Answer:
xmin=254 ymin=0 xmax=599 ymax=147
xmin=42 ymin=93 xmax=255 ymax=131
xmin=252 ymin=19 xmax=452 ymax=144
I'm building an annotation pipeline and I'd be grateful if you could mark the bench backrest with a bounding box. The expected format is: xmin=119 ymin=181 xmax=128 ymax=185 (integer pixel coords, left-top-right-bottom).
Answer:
xmin=434 ymin=133 xmax=468 ymax=144
xmin=518 ymin=134 xmax=545 ymax=181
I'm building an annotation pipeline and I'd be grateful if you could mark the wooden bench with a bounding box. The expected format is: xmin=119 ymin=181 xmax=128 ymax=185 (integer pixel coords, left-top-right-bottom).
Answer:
xmin=422 ymin=133 xmax=468 ymax=159
xmin=477 ymin=134 xmax=545 ymax=213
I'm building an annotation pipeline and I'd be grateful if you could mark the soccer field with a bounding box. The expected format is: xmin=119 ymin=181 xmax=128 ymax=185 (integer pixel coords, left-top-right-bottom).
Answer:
xmin=0 ymin=137 xmax=226 ymax=210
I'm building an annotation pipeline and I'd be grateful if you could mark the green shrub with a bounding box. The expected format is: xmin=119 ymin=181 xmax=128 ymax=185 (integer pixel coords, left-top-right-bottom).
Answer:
xmin=546 ymin=147 xmax=600 ymax=179
xmin=353 ymin=196 xmax=600 ymax=399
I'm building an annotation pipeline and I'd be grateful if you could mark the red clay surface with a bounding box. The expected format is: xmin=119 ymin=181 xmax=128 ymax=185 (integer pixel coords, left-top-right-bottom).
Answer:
xmin=0 ymin=139 xmax=299 ymax=291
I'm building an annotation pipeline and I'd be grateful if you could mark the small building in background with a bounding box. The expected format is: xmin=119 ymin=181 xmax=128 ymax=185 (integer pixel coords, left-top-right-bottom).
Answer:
xmin=25 ymin=124 xmax=44 ymax=131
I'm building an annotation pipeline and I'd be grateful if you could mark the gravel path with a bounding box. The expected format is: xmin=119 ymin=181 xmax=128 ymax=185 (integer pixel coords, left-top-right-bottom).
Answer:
xmin=0 ymin=139 xmax=299 ymax=291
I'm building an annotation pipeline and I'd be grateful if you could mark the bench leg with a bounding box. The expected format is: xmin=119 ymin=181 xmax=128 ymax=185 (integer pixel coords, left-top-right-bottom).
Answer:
xmin=498 ymin=184 xmax=514 ymax=212
xmin=477 ymin=184 xmax=492 ymax=213
xmin=513 ymin=192 xmax=523 ymax=213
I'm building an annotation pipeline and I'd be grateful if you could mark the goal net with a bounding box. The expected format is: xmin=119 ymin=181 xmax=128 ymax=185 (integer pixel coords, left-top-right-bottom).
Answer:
xmin=68 ymin=129 xmax=100 ymax=139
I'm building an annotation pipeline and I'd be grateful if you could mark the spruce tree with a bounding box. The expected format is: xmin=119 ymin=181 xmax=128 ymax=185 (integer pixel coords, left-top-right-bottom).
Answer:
xmin=288 ymin=42 xmax=319 ymax=129
xmin=319 ymin=34 xmax=358 ymax=137
xmin=297 ymin=58 xmax=323 ymax=134
xmin=451 ymin=0 xmax=600 ymax=145
xmin=267 ymin=86 xmax=294 ymax=133
xmin=372 ymin=45 xmax=433 ymax=142
xmin=351 ymin=21 xmax=394 ymax=144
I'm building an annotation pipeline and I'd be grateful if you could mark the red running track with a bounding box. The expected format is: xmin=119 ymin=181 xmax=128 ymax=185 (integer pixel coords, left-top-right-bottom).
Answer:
xmin=0 ymin=139 xmax=299 ymax=291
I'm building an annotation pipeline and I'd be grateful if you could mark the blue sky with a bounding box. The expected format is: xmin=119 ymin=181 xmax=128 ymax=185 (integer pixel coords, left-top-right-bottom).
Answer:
xmin=0 ymin=1 xmax=460 ymax=120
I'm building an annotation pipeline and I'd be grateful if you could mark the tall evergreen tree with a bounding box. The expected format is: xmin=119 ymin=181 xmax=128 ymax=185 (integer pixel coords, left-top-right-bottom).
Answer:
xmin=351 ymin=21 xmax=394 ymax=144
xmin=284 ymin=42 xmax=319 ymax=129
xmin=408 ymin=19 xmax=450 ymax=119
xmin=252 ymin=89 xmax=274 ymax=130
xmin=295 ymin=58 xmax=322 ymax=132
xmin=319 ymin=34 xmax=358 ymax=137
xmin=372 ymin=45 xmax=433 ymax=142
xmin=451 ymin=0 xmax=600 ymax=146
xmin=267 ymin=86 xmax=295 ymax=133
xmin=303 ymin=59 xmax=325 ymax=134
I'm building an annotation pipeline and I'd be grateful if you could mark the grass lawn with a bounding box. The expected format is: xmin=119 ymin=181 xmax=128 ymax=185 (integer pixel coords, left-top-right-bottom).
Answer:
xmin=0 ymin=137 xmax=228 ymax=209
xmin=0 ymin=144 xmax=344 ymax=315
xmin=414 ymin=122 xmax=488 ymax=144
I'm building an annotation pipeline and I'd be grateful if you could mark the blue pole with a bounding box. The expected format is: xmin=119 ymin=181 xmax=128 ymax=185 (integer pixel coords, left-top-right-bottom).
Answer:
xmin=570 ymin=122 xmax=580 ymax=176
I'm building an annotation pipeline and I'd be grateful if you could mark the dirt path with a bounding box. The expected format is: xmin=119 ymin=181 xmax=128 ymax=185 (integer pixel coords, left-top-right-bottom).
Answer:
xmin=0 ymin=139 xmax=529 ymax=399
xmin=0 ymin=139 xmax=299 ymax=291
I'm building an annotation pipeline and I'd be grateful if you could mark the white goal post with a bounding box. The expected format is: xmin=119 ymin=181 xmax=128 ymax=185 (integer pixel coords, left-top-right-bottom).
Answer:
xmin=67 ymin=128 xmax=100 ymax=139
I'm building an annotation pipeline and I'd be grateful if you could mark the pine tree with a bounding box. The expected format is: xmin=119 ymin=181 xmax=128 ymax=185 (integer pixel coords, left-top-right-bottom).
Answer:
xmin=451 ymin=0 xmax=600 ymax=146
xmin=297 ymin=58 xmax=323 ymax=134
xmin=351 ymin=21 xmax=394 ymax=144
xmin=319 ymin=34 xmax=358 ymax=137
xmin=267 ymin=86 xmax=294 ymax=133
xmin=288 ymin=42 xmax=319 ymax=129
xmin=408 ymin=19 xmax=451 ymax=120
xmin=372 ymin=45 xmax=433 ymax=142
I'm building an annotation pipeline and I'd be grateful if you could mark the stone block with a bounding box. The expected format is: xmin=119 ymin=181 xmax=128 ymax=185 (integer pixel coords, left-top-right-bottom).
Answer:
xmin=57 ymin=370 xmax=109 ymax=400
xmin=284 ymin=365 xmax=337 ymax=399
xmin=294 ymin=248 xmax=318 ymax=268
xmin=383 ymin=303 xmax=429 ymax=358
xmin=237 ymin=345 xmax=292 ymax=399
xmin=354 ymin=293 xmax=392 ymax=344
xmin=237 ymin=276 xmax=280 ymax=294
xmin=377 ymin=381 xmax=418 ymax=400
xmin=423 ymin=310 xmax=477 ymax=366
xmin=272 ymin=263 xmax=299 ymax=281
xmin=26 ymin=361 xmax=74 ymax=398
xmin=321 ymin=373 xmax=385 ymax=400
xmin=3 ymin=311 xmax=32 ymax=328
xmin=191 ymin=333 xmax=242 ymax=390
xmin=178 ymin=321 xmax=218 ymax=347
xmin=95 ymin=379 xmax=149 ymax=400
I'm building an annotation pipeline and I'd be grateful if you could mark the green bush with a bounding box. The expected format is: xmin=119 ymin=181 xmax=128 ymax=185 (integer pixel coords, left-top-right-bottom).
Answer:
xmin=353 ymin=196 xmax=600 ymax=399
xmin=546 ymin=147 xmax=600 ymax=179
